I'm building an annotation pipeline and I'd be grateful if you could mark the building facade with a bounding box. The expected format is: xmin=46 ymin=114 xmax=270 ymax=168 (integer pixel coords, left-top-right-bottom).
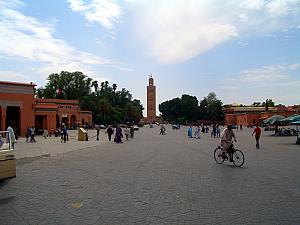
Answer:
xmin=0 ymin=81 xmax=35 ymax=136
xmin=0 ymin=81 xmax=92 ymax=136
xmin=223 ymin=105 xmax=298 ymax=126
xmin=146 ymin=76 xmax=157 ymax=122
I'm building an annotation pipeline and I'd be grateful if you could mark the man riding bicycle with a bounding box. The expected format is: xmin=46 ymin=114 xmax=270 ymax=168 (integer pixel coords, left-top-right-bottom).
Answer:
xmin=220 ymin=125 xmax=237 ymax=162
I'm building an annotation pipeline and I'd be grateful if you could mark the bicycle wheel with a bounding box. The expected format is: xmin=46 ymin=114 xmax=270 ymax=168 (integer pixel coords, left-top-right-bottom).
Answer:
xmin=214 ymin=147 xmax=225 ymax=164
xmin=232 ymin=149 xmax=245 ymax=167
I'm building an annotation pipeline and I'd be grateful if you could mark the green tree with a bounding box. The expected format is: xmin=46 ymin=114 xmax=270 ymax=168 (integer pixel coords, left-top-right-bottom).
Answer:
xmin=180 ymin=94 xmax=198 ymax=122
xmin=199 ymin=97 xmax=208 ymax=119
xmin=205 ymin=92 xmax=224 ymax=122
xmin=252 ymin=102 xmax=261 ymax=107
xmin=262 ymin=99 xmax=275 ymax=111
xmin=36 ymin=71 xmax=144 ymax=125
xmin=112 ymin=83 xmax=117 ymax=92
xmin=159 ymin=92 xmax=224 ymax=123
xmin=262 ymin=99 xmax=275 ymax=107
xmin=159 ymin=97 xmax=181 ymax=122
xmin=98 ymin=98 xmax=112 ymax=124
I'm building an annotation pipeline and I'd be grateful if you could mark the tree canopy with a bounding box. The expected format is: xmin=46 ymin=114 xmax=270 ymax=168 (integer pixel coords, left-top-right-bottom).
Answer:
xmin=36 ymin=71 xmax=144 ymax=125
xmin=252 ymin=99 xmax=275 ymax=108
xmin=159 ymin=92 xmax=224 ymax=124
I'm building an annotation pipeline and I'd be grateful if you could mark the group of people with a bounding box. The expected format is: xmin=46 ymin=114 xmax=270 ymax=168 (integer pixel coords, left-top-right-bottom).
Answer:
xmin=211 ymin=124 xmax=221 ymax=138
xmin=93 ymin=124 xmax=136 ymax=143
xmin=109 ymin=125 xmax=135 ymax=143
xmin=26 ymin=126 xmax=36 ymax=143
xmin=187 ymin=124 xmax=221 ymax=139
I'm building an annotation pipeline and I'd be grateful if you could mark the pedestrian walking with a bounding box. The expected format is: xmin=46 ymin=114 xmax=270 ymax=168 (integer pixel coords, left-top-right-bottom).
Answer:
xmin=107 ymin=126 xmax=113 ymax=141
xmin=6 ymin=123 xmax=16 ymax=148
xmin=26 ymin=127 xmax=31 ymax=143
xmin=216 ymin=125 xmax=220 ymax=138
xmin=194 ymin=126 xmax=201 ymax=139
xmin=130 ymin=126 xmax=134 ymax=138
xmin=188 ymin=126 xmax=193 ymax=138
xmin=50 ymin=128 xmax=54 ymax=137
xmin=61 ymin=125 xmax=67 ymax=143
xmin=124 ymin=127 xmax=130 ymax=141
xmin=96 ymin=125 xmax=100 ymax=141
xmin=0 ymin=134 xmax=3 ymax=148
xmin=201 ymin=125 xmax=205 ymax=134
xmin=13 ymin=127 xmax=18 ymax=143
xmin=205 ymin=126 xmax=209 ymax=133
xmin=114 ymin=124 xmax=123 ymax=143
xmin=30 ymin=126 xmax=36 ymax=142
xmin=252 ymin=124 xmax=261 ymax=149
xmin=43 ymin=129 xmax=48 ymax=139
xmin=213 ymin=124 xmax=217 ymax=138
xmin=159 ymin=124 xmax=166 ymax=135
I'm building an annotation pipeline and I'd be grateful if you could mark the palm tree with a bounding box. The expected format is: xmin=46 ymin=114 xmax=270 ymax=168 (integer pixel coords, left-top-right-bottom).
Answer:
xmin=112 ymin=83 xmax=117 ymax=92
xmin=100 ymin=82 xmax=105 ymax=92
xmin=98 ymin=99 xmax=111 ymax=124
xmin=104 ymin=81 xmax=109 ymax=90
xmin=92 ymin=81 xmax=98 ymax=93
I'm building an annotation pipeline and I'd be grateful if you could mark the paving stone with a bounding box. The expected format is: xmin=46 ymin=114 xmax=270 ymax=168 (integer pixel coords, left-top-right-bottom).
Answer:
xmin=0 ymin=126 xmax=299 ymax=224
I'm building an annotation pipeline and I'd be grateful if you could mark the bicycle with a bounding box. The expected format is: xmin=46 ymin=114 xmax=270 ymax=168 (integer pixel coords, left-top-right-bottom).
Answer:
xmin=214 ymin=143 xmax=245 ymax=167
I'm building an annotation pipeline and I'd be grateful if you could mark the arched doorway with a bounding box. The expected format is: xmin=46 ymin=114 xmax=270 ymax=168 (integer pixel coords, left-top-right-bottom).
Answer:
xmin=6 ymin=106 xmax=20 ymax=134
xmin=62 ymin=116 xmax=68 ymax=128
xmin=56 ymin=114 xmax=60 ymax=128
xmin=70 ymin=115 xmax=76 ymax=129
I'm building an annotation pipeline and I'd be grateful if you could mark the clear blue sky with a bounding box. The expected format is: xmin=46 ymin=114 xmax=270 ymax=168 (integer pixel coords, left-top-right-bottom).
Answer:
xmin=1 ymin=0 xmax=300 ymax=116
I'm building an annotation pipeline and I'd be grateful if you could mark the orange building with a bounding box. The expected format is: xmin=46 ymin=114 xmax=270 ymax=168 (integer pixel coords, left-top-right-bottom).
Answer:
xmin=0 ymin=81 xmax=92 ymax=136
xmin=223 ymin=105 xmax=298 ymax=126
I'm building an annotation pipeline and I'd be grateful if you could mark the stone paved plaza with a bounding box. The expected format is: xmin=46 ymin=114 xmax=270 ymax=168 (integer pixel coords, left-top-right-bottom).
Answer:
xmin=0 ymin=125 xmax=299 ymax=225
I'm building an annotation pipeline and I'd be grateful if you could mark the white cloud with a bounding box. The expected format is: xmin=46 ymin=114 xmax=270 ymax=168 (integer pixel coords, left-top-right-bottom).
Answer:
xmin=0 ymin=70 xmax=32 ymax=83
xmin=220 ymin=63 xmax=300 ymax=105
xmin=0 ymin=0 xmax=117 ymax=85
xmin=118 ymin=66 xmax=133 ymax=72
xmin=266 ymin=0 xmax=295 ymax=17
xmin=0 ymin=1 xmax=110 ymax=67
xmin=130 ymin=0 xmax=300 ymax=63
xmin=239 ymin=13 xmax=249 ymax=22
xmin=289 ymin=63 xmax=300 ymax=70
xmin=134 ymin=1 xmax=238 ymax=63
xmin=36 ymin=62 xmax=95 ymax=78
xmin=67 ymin=0 xmax=121 ymax=30
xmin=224 ymin=63 xmax=300 ymax=88
xmin=240 ymin=0 xmax=264 ymax=10
xmin=238 ymin=65 xmax=289 ymax=82
xmin=237 ymin=41 xmax=249 ymax=46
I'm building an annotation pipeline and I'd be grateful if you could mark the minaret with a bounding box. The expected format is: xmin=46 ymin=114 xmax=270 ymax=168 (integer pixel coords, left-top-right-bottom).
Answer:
xmin=147 ymin=75 xmax=156 ymax=122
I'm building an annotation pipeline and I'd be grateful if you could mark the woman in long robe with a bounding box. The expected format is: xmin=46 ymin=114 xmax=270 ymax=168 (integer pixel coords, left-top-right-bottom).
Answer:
xmin=115 ymin=125 xmax=123 ymax=143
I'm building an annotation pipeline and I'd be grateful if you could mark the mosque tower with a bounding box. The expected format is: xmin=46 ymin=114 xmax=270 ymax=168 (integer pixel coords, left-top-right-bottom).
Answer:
xmin=147 ymin=75 xmax=156 ymax=122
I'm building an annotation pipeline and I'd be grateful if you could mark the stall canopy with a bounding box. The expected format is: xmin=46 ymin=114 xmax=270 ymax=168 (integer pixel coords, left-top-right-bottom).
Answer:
xmin=291 ymin=120 xmax=300 ymax=125
xmin=263 ymin=115 xmax=285 ymax=125
xmin=280 ymin=115 xmax=300 ymax=123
